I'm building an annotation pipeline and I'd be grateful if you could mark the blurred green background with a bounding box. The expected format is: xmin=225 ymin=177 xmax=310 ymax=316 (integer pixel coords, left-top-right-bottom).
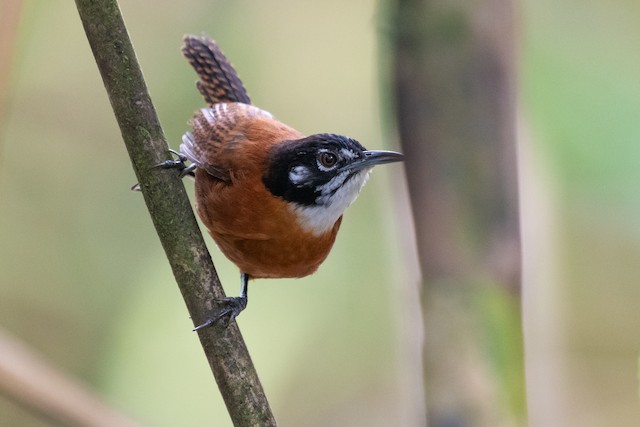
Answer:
xmin=1 ymin=0 xmax=639 ymax=426
xmin=522 ymin=1 xmax=640 ymax=426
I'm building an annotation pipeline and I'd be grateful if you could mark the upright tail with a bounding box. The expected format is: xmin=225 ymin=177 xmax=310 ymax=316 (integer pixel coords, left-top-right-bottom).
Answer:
xmin=181 ymin=35 xmax=251 ymax=106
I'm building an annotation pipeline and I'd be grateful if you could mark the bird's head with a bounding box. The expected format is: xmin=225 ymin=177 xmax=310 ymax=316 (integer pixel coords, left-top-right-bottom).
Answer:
xmin=263 ymin=133 xmax=403 ymax=235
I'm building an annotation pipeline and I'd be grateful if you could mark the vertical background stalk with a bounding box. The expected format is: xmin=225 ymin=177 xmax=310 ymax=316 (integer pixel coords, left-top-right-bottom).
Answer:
xmin=390 ymin=0 xmax=526 ymax=425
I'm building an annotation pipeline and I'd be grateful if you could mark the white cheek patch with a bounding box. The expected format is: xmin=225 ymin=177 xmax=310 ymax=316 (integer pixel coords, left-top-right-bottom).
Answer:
xmin=288 ymin=165 xmax=311 ymax=186
xmin=340 ymin=148 xmax=358 ymax=160
xmin=291 ymin=169 xmax=372 ymax=236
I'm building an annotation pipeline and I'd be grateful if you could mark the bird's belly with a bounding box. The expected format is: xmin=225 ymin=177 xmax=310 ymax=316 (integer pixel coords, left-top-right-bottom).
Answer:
xmin=213 ymin=231 xmax=336 ymax=279
xmin=196 ymin=175 xmax=341 ymax=279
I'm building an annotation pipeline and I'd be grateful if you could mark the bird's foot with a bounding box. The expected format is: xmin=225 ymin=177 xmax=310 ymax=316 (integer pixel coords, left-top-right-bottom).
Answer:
xmin=193 ymin=295 xmax=248 ymax=331
xmin=131 ymin=150 xmax=195 ymax=191
xmin=152 ymin=149 xmax=196 ymax=178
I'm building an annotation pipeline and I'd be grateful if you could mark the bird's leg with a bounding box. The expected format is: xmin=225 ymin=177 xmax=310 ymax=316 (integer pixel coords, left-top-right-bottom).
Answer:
xmin=131 ymin=149 xmax=196 ymax=191
xmin=193 ymin=273 xmax=249 ymax=331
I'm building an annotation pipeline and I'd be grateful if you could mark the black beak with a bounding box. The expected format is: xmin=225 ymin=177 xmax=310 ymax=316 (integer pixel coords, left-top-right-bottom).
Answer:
xmin=345 ymin=150 xmax=404 ymax=172
xmin=363 ymin=150 xmax=404 ymax=166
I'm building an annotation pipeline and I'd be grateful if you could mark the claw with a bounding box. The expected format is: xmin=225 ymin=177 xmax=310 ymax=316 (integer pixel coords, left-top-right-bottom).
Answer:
xmin=132 ymin=150 xmax=196 ymax=190
xmin=169 ymin=148 xmax=187 ymax=162
xmin=152 ymin=149 xmax=196 ymax=177
xmin=152 ymin=149 xmax=186 ymax=169
xmin=193 ymin=295 xmax=248 ymax=330
xmin=193 ymin=273 xmax=249 ymax=331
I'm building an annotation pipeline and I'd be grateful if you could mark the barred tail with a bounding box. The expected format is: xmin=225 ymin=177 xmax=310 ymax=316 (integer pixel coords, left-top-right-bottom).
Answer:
xmin=181 ymin=35 xmax=251 ymax=106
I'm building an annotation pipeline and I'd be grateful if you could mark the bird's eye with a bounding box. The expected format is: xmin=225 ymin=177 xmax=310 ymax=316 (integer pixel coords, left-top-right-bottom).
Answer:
xmin=318 ymin=152 xmax=338 ymax=168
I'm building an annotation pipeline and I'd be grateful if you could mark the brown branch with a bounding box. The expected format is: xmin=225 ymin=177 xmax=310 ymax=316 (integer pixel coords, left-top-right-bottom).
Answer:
xmin=74 ymin=1 xmax=276 ymax=426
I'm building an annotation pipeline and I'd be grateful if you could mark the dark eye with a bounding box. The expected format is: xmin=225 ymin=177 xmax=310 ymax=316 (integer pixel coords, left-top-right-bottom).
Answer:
xmin=318 ymin=151 xmax=338 ymax=168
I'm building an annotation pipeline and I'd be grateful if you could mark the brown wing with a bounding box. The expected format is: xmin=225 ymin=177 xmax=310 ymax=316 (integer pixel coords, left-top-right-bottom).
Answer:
xmin=180 ymin=103 xmax=275 ymax=182
xmin=182 ymin=35 xmax=251 ymax=106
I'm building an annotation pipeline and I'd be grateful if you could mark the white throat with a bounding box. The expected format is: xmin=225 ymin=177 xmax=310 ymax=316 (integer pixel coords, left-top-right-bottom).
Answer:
xmin=290 ymin=169 xmax=371 ymax=236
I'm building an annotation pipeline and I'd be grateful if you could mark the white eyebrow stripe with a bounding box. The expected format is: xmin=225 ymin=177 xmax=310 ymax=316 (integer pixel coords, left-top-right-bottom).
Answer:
xmin=340 ymin=148 xmax=358 ymax=159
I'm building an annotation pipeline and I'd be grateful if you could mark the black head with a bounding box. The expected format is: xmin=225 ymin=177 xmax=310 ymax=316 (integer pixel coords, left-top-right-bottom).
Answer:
xmin=263 ymin=133 xmax=403 ymax=207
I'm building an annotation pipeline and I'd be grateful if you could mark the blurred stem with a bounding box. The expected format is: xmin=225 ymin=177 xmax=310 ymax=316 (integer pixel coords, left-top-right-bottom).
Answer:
xmin=74 ymin=1 xmax=276 ymax=426
xmin=0 ymin=329 xmax=145 ymax=427
xmin=390 ymin=0 xmax=526 ymax=425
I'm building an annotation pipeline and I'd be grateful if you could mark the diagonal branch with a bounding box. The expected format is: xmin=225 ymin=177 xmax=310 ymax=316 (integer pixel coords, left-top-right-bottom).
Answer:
xmin=74 ymin=1 xmax=276 ymax=426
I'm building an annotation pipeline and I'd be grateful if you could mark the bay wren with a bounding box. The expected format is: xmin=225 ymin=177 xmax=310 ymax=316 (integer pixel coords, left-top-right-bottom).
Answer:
xmin=159 ymin=35 xmax=403 ymax=328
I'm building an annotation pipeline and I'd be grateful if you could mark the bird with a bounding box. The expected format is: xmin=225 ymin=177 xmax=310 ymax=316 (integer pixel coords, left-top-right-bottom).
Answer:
xmin=159 ymin=35 xmax=403 ymax=329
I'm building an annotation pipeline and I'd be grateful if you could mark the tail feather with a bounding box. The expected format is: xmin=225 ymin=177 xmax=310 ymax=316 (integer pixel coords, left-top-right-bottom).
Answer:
xmin=182 ymin=35 xmax=251 ymax=106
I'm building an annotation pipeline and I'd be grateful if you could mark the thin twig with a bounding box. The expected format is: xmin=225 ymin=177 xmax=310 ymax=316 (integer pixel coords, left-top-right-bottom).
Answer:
xmin=74 ymin=1 xmax=276 ymax=425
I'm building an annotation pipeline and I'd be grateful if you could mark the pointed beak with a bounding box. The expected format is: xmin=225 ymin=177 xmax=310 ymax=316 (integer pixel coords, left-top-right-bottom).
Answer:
xmin=363 ymin=150 xmax=404 ymax=166
xmin=344 ymin=150 xmax=404 ymax=172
